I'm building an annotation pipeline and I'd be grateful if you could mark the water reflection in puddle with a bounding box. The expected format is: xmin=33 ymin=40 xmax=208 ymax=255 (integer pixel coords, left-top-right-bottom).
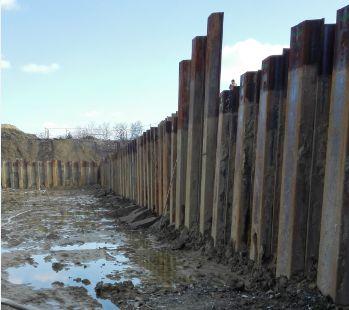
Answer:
xmin=2 ymin=191 xmax=182 ymax=309
xmin=6 ymin=249 xmax=141 ymax=309
xmin=51 ymin=241 xmax=123 ymax=252
xmin=4 ymin=238 xmax=180 ymax=309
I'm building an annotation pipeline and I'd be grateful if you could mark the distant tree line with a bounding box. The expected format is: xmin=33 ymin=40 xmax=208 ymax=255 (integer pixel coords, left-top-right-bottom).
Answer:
xmin=72 ymin=121 xmax=144 ymax=141
xmin=38 ymin=121 xmax=144 ymax=141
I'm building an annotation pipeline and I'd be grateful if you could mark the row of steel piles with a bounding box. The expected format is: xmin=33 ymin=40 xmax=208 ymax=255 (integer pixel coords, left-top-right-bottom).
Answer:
xmin=1 ymin=159 xmax=99 ymax=189
xmin=128 ymin=116 xmax=176 ymax=216
xmin=101 ymin=142 xmax=138 ymax=200
xmin=238 ymin=7 xmax=348 ymax=304
xmin=98 ymin=5 xmax=348 ymax=305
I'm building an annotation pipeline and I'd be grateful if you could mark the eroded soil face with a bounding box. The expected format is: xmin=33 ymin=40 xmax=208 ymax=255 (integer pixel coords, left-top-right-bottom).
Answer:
xmin=2 ymin=188 xmax=333 ymax=309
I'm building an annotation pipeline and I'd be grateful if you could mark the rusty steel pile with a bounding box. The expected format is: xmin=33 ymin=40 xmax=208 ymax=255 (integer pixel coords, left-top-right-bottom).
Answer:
xmin=1 ymin=160 xmax=99 ymax=189
xmin=99 ymin=5 xmax=349 ymax=306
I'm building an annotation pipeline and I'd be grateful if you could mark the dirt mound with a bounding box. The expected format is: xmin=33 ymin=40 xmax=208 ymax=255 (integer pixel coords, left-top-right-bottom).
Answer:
xmin=1 ymin=124 xmax=117 ymax=162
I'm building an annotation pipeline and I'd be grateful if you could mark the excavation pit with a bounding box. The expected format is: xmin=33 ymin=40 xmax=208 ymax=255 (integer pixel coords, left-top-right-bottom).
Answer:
xmin=1 ymin=188 xmax=335 ymax=309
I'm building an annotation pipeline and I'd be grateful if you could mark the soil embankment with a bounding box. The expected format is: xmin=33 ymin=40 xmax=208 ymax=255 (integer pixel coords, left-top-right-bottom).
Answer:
xmin=1 ymin=124 xmax=117 ymax=162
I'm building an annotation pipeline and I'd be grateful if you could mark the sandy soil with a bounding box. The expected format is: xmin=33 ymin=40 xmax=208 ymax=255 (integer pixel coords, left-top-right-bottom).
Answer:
xmin=1 ymin=188 xmax=335 ymax=309
xmin=1 ymin=125 xmax=118 ymax=162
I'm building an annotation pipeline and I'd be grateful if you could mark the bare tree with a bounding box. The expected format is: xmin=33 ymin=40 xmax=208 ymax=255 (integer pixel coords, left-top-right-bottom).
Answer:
xmin=113 ymin=123 xmax=128 ymax=141
xmin=65 ymin=131 xmax=73 ymax=139
xmin=99 ymin=122 xmax=112 ymax=140
xmin=129 ymin=121 xmax=143 ymax=139
xmin=86 ymin=122 xmax=96 ymax=136
xmin=73 ymin=126 xmax=87 ymax=139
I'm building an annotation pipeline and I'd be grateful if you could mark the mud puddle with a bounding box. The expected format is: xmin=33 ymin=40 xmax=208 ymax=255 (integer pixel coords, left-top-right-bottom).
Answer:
xmin=1 ymin=188 xmax=182 ymax=309
xmin=2 ymin=188 xmax=332 ymax=309
xmin=5 ymin=240 xmax=143 ymax=308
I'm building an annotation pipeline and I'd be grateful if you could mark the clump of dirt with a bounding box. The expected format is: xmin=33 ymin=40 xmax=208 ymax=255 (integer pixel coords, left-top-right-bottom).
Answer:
xmin=96 ymin=280 xmax=135 ymax=297
xmin=52 ymin=281 xmax=64 ymax=288
xmin=82 ymin=279 xmax=91 ymax=285
xmin=95 ymin=280 xmax=155 ymax=309
xmin=52 ymin=262 xmax=66 ymax=272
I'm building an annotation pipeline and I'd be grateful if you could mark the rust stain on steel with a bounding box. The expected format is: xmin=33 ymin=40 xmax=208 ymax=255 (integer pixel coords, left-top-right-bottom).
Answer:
xmin=170 ymin=114 xmax=178 ymax=224
xmin=184 ymin=36 xmax=207 ymax=229
xmin=211 ymin=87 xmax=240 ymax=246
xmin=221 ymin=88 xmax=240 ymax=114
xmin=250 ymin=54 xmax=288 ymax=263
xmin=335 ymin=6 xmax=349 ymax=70
xmin=305 ymin=23 xmax=335 ymax=277
xmin=321 ymin=24 xmax=336 ymax=75
xmin=277 ymin=18 xmax=325 ymax=278
xmin=162 ymin=118 xmax=172 ymax=213
xmin=178 ymin=60 xmax=191 ymax=130
xmin=200 ymin=12 xmax=224 ymax=235
xmin=165 ymin=119 xmax=172 ymax=134
xmin=204 ymin=12 xmax=223 ymax=118
xmin=176 ymin=60 xmax=191 ymax=228
xmin=317 ymin=5 xmax=349 ymax=305
xmin=153 ymin=127 xmax=159 ymax=213
xmin=142 ymin=132 xmax=147 ymax=208
xmin=231 ymin=70 xmax=261 ymax=252
xmin=172 ymin=113 xmax=178 ymax=133
xmin=289 ymin=19 xmax=324 ymax=70
xmin=151 ymin=127 xmax=158 ymax=212
xmin=146 ymin=129 xmax=152 ymax=209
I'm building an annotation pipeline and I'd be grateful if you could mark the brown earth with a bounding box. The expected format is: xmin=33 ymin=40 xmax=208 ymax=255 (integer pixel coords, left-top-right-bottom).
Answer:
xmin=1 ymin=124 xmax=118 ymax=162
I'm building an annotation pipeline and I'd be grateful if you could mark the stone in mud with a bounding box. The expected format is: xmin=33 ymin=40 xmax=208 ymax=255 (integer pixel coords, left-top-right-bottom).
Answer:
xmin=119 ymin=207 xmax=153 ymax=224
xmin=82 ymin=279 xmax=91 ymax=285
xmin=95 ymin=280 xmax=135 ymax=298
xmin=74 ymin=277 xmax=82 ymax=283
xmin=129 ymin=216 xmax=159 ymax=229
xmin=106 ymin=273 xmax=121 ymax=281
xmin=52 ymin=281 xmax=64 ymax=288
xmin=25 ymin=257 xmax=36 ymax=266
xmin=52 ymin=262 xmax=65 ymax=272
xmin=114 ymin=204 xmax=139 ymax=217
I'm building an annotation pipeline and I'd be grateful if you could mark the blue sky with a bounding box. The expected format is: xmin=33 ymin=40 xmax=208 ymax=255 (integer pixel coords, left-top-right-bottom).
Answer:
xmin=1 ymin=0 xmax=347 ymax=136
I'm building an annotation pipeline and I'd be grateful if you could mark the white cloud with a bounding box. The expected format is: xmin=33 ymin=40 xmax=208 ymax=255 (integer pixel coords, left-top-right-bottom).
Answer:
xmin=21 ymin=63 xmax=60 ymax=74
xmin=221 ymin=39 xmax=288 ymax=88
xmin=0 ymin=57 xmax=11 ymax=69
xmin=1 ymin=0 xmax=19 ymax=10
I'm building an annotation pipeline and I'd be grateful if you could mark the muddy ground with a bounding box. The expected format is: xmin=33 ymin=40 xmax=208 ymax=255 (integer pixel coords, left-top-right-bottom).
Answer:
xmin=1 ymin=187 xmax=335 ymax=309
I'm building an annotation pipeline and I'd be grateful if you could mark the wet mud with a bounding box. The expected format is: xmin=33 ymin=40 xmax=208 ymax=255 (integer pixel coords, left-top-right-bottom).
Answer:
xmin=2 ymin=188 xmax=334 ymax=309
